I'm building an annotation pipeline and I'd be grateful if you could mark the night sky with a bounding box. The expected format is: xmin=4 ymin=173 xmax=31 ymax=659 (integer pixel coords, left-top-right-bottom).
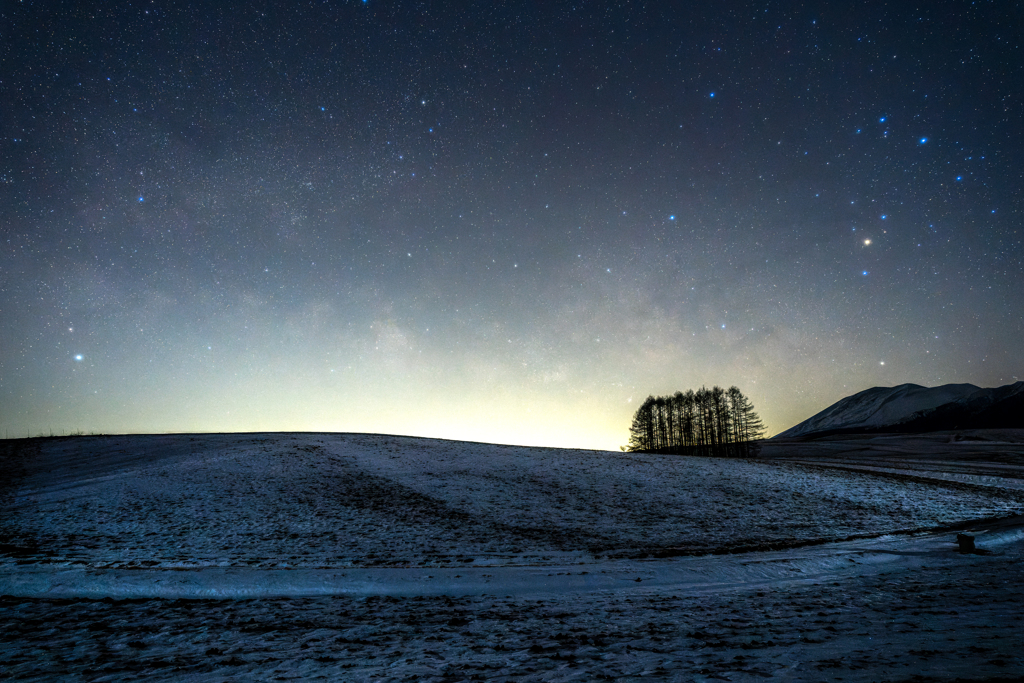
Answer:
xmin=2 ymin=2 xmax=1021 ymax=449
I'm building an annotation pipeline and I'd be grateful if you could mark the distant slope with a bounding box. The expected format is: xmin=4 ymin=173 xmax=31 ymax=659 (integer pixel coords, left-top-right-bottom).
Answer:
xmin=895 ymin=381 xmax=1024 ymax=433
xmin=776 ymin=382 xmax=1024 ymax=439
xmin=775 ymin=383 xmax=979 ymax=438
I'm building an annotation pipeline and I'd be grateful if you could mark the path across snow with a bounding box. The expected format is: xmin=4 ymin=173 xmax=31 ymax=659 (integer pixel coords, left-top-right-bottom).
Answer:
xmin=3 ymin=517 xmax=1023 ymax=601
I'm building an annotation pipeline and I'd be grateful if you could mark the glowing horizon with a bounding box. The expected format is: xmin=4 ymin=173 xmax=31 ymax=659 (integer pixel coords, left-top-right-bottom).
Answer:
xmin=2 ymin=4 xmax=1019 ymax=448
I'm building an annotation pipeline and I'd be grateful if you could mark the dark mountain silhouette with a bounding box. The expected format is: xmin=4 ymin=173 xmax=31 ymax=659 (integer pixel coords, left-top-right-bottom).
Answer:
xmin=776 ymin=381 xmax=1024 ymax=439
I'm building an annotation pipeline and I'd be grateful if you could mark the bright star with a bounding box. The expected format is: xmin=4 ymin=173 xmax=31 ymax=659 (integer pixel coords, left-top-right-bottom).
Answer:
xmin=864 ymin=239 xmax=871 ymax=245
xmin=879 ymin=117 xmax=886 ymax=122
xmin=709 ymin=92 xmax=715 ymax=97
xmin=669 ymin=215 xmax=675 ymax=220
xmin=862 ymin=271 xmax=869 ymax=276
xmin=137 ymin=196 xmax=144 ymax=202
xmin=919 ymin=137 xmax=928 ymax=144
xmin=74 ymin=354 xmax=83 ymax=361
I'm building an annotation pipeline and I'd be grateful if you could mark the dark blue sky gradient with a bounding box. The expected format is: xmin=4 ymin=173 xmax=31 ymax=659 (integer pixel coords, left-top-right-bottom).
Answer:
xmin=2 ymin=1 xmax=1021 ymax=447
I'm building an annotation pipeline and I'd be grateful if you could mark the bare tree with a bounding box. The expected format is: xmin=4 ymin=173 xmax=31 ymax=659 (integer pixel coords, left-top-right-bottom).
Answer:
xmin=627 ymin=385 xmax=765 ymax=456
xmin=628 ymin=396 xmax=656 ymax=452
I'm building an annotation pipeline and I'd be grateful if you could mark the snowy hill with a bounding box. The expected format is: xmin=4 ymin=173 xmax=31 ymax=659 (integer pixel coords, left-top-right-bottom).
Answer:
xmin=3 ymin=432 xmax=1024 ymax=681
xmin=897 ymin=380 xmax=1024 ymax=433
xmin=776 ymin=381 xmax=1024 ymax=439
xmin=2 ymin=432 xmax=1018 ymax=574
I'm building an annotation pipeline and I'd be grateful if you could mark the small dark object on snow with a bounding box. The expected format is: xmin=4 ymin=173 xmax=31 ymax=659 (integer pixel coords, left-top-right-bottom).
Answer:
xmin=956 ymin=533 xmax=975 ymax=553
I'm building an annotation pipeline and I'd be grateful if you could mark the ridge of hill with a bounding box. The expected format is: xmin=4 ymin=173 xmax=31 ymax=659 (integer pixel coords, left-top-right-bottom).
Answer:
xmin=776 ymin=381 xmax=1024 ymax=439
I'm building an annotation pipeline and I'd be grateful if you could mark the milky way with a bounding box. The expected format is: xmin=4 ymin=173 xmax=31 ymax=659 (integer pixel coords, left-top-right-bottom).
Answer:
xmin=2 ymin=2 xmax=1021 ymax=448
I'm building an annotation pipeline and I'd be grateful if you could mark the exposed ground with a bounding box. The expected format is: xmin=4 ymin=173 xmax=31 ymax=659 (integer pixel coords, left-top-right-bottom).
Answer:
xmin=2 ymin=431 xmax=1024 ymax=681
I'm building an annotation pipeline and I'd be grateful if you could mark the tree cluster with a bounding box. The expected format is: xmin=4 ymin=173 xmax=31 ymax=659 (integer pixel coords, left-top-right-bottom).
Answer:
xmin=627 ymin=386 xmax=765 ymax=457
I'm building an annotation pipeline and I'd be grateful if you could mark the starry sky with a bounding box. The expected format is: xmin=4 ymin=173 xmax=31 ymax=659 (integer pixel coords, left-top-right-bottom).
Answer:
xmin=1 ymin=1 xmax=1021 ymax=449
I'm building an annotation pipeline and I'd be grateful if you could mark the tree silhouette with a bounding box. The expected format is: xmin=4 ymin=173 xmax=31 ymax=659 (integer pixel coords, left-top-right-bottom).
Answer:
xmin=626 ymin=385 xmax=765 ymax=456
xmin=627 ymin=396 xmax=656 ymax=452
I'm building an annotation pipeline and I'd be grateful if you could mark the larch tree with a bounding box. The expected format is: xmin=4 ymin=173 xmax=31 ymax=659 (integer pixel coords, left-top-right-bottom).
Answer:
xmin=626 ymin=385 xmax=765 ymax=456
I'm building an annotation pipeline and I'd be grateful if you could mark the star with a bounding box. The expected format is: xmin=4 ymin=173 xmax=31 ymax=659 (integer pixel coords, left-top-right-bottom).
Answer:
xmin=1 ymin=0 xmax=1019 ymax=450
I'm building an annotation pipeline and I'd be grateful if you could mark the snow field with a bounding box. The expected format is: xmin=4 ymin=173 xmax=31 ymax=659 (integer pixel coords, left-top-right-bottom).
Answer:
xmin=3 ymin=432 xmax=1024 ymax=681
xmin=2 ymin=433 xmax=1021 ymax=570
xmin=3 ymin=542 xmax=1023 ymax=681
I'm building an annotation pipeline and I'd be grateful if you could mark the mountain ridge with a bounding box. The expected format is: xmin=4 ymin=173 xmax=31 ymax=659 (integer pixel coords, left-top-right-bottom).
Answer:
xmin=776 ymin=381 xmax=1024 ymax=439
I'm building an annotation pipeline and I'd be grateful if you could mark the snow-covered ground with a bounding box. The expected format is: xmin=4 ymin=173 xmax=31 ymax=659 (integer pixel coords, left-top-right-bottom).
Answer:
xmin=2 ymin=432 xmax=1024 ymax=681
xmin=761 ymin=430 xmax=1024 ymax=491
